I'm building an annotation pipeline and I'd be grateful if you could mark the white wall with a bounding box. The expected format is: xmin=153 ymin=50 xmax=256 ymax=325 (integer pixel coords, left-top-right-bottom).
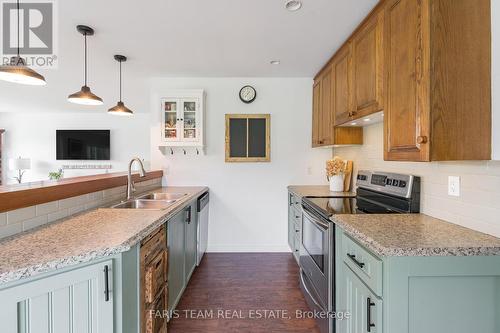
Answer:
xmin=334 ymin=123 xmax=500 ymax=238
xmin=493 ymin=0 xmax=500 ymax=160
xmin=150 ymin=78 xmax=331 ymax=252
xmin=0 ymin=112 xmax=151 ymax=184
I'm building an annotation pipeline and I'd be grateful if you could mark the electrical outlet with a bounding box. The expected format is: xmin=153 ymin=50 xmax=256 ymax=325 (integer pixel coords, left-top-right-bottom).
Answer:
xmin=448 ymin=176 xmax=460 ymax=197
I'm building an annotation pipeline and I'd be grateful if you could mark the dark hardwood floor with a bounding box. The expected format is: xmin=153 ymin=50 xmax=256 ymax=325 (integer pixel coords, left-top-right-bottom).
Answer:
xmin=168 ymin=253 xmax=320 ymax=333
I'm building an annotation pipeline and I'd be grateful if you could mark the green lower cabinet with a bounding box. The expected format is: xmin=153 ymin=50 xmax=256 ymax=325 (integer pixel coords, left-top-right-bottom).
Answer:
xmin=336 ymin=227 xmax=500 ymax=333
xmin=288 ymin=191 xmax=302 ymax=263
xmin=167 ymin=208 xmax=186 ymax=313
xmin=338 ymin=263 xmax=382 ymax=333
xmin=0 ymin=259 xmax=115 ymax=333
xmin=167 ymin=199 xmax=199 ymax=313
xmin=184 ymin=202 xmax=198 ymax=282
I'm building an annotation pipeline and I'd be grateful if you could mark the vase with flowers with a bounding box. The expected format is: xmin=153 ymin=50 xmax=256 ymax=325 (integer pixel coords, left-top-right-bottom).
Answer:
xmin=326 ymin=157 xmax=346 ymax=192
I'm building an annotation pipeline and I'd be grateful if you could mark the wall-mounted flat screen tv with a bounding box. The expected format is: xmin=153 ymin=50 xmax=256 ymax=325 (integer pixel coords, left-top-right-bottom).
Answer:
xmin=56 ymin=130 xmax=110 ymax=160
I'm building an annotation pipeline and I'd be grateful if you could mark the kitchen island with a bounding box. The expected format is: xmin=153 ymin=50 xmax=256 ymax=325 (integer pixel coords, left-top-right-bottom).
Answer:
xmin=0 ymin=185 xmax=208 ymax=333
xmin=332 ymin=213 xmax=500 ymax=333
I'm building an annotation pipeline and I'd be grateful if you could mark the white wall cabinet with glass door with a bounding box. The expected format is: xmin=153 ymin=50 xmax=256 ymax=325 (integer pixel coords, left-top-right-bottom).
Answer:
xmin=161 ymin=90 xmax=205 ymax=148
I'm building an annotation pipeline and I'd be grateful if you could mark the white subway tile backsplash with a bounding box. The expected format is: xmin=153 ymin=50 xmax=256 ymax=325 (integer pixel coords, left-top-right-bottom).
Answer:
xmin=59 ymin=194 xmax=89 ymax=210
xmin=334 ymin=122 xmax=500 ymax=238
xmin=47 ymin=209 xmax=69 ymax=223
xmin=0 ymin=223 xmax=23 ymax=239
xmin=36 ymin=201 xmax=59 ymax=216
xmin=23 ymin=216 xmax=49 ymax=231
xmin=103 ymin=186 xmax=127 ymax=198
xmin=7 ymin=207 xmax=36 ymax=225
xmin=88 ymin=191 xmax=104 ymax=201
xmin=68 ymin=206 xmax=85 ymax=216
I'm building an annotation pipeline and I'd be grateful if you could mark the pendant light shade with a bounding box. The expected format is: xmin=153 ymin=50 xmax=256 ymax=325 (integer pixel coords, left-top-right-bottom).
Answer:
xmin=108 ymin=55 xmax=133 ymax=116
xmin=68 ymin=25 xmax=103 ymax=105
xmin=68 ymin=85 xmax=103 ymax=105
xmin=0 ymin=56 xmax=46 ymax=85
xmin=0 ymin=0 xmax=46 ymax=86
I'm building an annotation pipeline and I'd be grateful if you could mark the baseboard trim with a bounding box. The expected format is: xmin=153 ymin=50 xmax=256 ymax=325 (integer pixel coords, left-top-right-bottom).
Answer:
xmin=207 ymin=244 xmax=292 ymax=253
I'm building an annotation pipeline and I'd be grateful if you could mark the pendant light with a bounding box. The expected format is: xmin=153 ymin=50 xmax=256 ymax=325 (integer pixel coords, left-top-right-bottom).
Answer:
xmin=108 ymin=55 xmax=133 ymax=116
xmin=68 ymin=25 xmax=103 ymax=105
xmin=0 ymin=0 xmax=46 ymax=85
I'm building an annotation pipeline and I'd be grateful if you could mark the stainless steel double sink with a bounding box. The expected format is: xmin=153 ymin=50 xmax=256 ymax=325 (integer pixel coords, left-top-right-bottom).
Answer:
xmin=111 ymin=192 xmax=187 ymax=210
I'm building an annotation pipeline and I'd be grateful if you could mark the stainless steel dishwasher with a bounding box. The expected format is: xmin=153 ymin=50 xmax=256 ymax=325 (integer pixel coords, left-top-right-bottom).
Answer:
xmin=196 ymin=191 xmax=209 ymax=265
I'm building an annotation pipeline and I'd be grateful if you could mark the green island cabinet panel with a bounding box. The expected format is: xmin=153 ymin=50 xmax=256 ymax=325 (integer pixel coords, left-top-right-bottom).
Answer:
xmin=184 ymin=201 xmax=198 ymax=283
xmin=335 ymin=226 xmax=500 ymax=333
xmin=287 ymin=191 xmax=302 ymax=263
xmin=167 ymin=198 xmax=198 ymax=313
xmin=0 ymin=259 xmax=115 ymax=333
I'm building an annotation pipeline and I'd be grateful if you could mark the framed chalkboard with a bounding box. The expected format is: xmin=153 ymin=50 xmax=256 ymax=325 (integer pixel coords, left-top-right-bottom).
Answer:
xmin=225 ymin=114 xmax=270 ymax=162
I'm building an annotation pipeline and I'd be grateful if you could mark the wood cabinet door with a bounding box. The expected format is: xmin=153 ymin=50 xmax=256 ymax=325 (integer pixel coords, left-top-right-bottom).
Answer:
xmin=312 ymin=80 xmax=321 ymax=147
xmin=319 ymin=66 xmax=334 ymax=145
xmin=351 ymin=10 xmax=384 ymax=118
xmin=333 ymin=44 xmax=353 ymax=126
xmin=384 ymin=0 xmax=430 ymax=161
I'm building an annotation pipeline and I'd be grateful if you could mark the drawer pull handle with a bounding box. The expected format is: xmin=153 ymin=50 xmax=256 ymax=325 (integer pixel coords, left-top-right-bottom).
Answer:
xmin=347 ymin=253 xmax=365 ymax=268
xmin=367 ymin=297 xmax=376 ymax=332
xmin=104 ymin=265 xmax=110 ymax=302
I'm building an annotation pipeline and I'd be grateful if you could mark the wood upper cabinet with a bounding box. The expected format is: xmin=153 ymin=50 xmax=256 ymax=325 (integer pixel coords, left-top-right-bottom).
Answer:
xmin=312 ymin=64 xmax=363 ymax=148
xmin=351 ymin=9 xmax=384 ymax=119
xmin=384 ymin=0 xmax=491 ymax=161
xmin=383 ymin=0 xmax=429 ymax=161
xmin=313 ymin=0 xmax=491 ymax=161
xmin=312 ymin=80 xmax=321 ymax=147
xmin=332 ymin=44 xmax=353 ymax=126
xmin=320 ymin=67 xmax=333 ymax=146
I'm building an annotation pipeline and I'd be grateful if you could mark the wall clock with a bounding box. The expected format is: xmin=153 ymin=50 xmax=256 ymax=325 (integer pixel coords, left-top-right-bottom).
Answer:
xmin=239 ymin=85 xmax=257 ymax=104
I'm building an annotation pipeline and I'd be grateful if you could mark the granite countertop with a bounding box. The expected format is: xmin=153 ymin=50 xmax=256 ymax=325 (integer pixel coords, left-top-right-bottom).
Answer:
xmin=332 ymin=214 xmax=500 ymax=257
xmin=288 ymin=185 xmax=356 ymax=198
xmin=0 ymin=186 xmax=207 ymax=285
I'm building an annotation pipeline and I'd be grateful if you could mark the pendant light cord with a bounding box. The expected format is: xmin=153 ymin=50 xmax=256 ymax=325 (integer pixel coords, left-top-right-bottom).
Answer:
xmin=119 ymin=60 xmax=122 ymax=102
xmin=17 ymin=0 xmax=20 ymax=56
xmin=84 ymin=33 xmax=87 ymax=86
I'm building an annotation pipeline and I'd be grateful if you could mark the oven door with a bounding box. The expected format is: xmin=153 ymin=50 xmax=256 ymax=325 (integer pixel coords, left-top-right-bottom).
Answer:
xmin=300 ymin=205 xmax=332 ymax=310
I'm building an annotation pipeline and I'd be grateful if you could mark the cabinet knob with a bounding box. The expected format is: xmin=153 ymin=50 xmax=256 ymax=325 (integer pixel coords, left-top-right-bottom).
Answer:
xmin=318 ymin=140 xmax=324 ymax=144
xmin=417 ymin=136 xmax=428 ymax=144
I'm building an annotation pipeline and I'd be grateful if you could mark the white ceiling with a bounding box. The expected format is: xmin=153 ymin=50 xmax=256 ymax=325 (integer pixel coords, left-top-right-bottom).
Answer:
xmin=0 ymin=0 xmax=378 ymax=113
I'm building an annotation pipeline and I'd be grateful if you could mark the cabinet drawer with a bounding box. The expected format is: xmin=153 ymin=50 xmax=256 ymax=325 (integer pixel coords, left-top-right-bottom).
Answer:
xmin=145 ymin=250 xmax=168 ymax=305
xmin=142 ymin=227 xmax=166 ymax=264
xmin=342 ymin=232 xmax=382 ymax=296
xmin=145 ymin=288 xmax=167 ymax=333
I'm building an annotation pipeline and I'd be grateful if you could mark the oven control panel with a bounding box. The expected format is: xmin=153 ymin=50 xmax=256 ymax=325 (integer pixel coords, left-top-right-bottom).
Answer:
xmin=356 ymin=170 xmax=416 ymax=198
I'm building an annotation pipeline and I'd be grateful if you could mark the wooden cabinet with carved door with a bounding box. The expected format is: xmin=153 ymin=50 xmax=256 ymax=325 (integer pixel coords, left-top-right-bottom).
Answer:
xmin=312 ymin=66 xmax=334 ymax=147
xmin=333 ymin=44 xmax=353 ymax=126
xmin=384 ymin=0 xmax=491 ymax=161
xmin=141 ymin=226 xmax=168 ymax=333
xmin=312 ymin=62 xmax=363 ymax=148
xmin=351 ymin=9 xmax=384 ymax=119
